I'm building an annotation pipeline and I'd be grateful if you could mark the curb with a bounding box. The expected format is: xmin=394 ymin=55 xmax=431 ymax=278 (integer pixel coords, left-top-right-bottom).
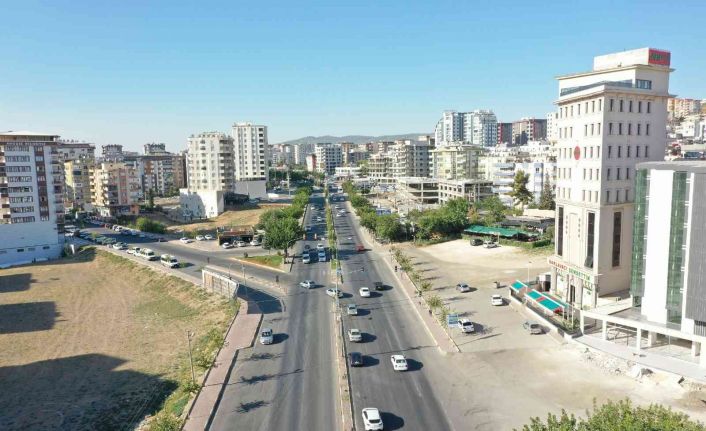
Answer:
xmin=333 ymin=305 xmax=355 ymax=431
xmin=230 ymin=256 xmax=287 ymax=274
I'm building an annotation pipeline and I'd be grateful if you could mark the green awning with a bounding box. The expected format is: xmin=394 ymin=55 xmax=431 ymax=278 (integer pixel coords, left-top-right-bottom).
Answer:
xmin=464 ymin=225 xmax=538 ymax=238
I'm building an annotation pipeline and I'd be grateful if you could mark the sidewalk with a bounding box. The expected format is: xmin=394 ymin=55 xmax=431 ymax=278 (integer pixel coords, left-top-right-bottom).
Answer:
xmin=346 ymin=202 xmax=459 ymax=354
xmin=575 ymin=334 xmax=706 ymax=383
xmin=183 ymin=300 xmax=263 ymax=431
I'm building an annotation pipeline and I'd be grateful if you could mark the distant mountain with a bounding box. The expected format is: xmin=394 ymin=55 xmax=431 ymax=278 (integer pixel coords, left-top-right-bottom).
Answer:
xmin=275 ymin=133 xmax=430 ymax=146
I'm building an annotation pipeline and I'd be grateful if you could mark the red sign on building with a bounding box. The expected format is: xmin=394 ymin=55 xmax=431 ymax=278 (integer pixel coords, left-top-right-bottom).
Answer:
xmin=648 ymin=49 xmax=671 ymax=66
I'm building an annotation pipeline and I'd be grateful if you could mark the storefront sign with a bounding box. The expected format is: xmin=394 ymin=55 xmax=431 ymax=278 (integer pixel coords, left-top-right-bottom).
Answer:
xmin=547 ymin=256 xmax=595 ymax=284
xmin=648 ymin=49 xmax=671 ymax=66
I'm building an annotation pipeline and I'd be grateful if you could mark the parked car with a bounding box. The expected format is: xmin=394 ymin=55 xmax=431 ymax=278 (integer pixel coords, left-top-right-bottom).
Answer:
xmin=250 ymin=239 xmax=260 ymax=246
xmin=326 ymin=288 xmax=343 ymax=298
xmin=112 ymin=242 xmax=127 ymax=250
xmin=302 ymin=254 xmax=311 ymax=264
xmin=195 ymin=235 xmax=206 ymax=241
xmin=138 ymin=248 xmax=158 ymax=261
xmin=204 ymin=234 xmax=214 ymax=240
xmin=484 ymin=241 xmax=498 ymax=249
xmin=300 ymin=280 xmax=315 ymax=289
xmin=523 ymin=321 xmax=542 ymax=334
xmin=374 ymin=281 xmax=384 ymax=291
xmin=359 ymin=287 xmax=371 ymax=297
xmin=390 ymin=354 xmax=408 ymax=371
xmin=346 ymin=304 xmax=358 ymax=316
xmin=349 ymin=352 xmax=364 ymax=367
xmin=127 ymin=247 xmax=141 ymax=255
xmin=221 ymin=242 xmax=234 ymax=249
xmin=316 ymin=243 xmax=325 ymax=250
xmin=180 ymin=237 xmax=192 ymax=244
xmin=260 ymin=328 xmax=274 ymax=345
xmin=456 ymin=283 xmax=471 ymax=293
xmin=491 ymin=294 xmax=504 ymax=306
xmin=457 ymin=318 xmax=475 ymax=333
xmin=318 ymin=251 xmax=327 ymax=262
xmin=348 ymin=328 xmax=362 ymax=342
xmin=160 ymin=254 xmax=179 ymax=268
xmin=236 ymin=241 xmax=246 ymax=247
xmin=470 ymin=238 xmax=484 ymax=246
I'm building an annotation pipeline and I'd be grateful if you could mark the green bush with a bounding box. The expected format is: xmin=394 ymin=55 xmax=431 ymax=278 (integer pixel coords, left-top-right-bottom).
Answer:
xmin=135 ymin=217 xmax=167 ymax=234
xmin=148 ymin=413 xmax=183 ymax=431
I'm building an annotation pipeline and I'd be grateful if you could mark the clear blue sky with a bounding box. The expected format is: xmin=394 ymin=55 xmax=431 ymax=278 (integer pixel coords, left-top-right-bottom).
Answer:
xmin=1 ymin=0 xmax=704 ymax=152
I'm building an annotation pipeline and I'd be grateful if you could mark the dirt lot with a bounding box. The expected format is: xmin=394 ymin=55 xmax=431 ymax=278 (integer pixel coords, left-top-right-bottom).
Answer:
xmin=166 ymin=203 xmax=290 ymax=234
xmin=0 ymin=249 xmax=235 ymax=430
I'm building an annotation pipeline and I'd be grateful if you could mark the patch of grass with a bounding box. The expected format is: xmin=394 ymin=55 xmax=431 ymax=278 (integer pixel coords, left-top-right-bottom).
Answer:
xmin=244 ymin=254 xmax=283 ymax=268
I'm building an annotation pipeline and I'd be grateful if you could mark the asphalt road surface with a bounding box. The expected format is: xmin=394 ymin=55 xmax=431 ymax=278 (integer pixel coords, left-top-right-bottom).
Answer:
xmin=331 ymin=194 xmax=454 ymax=431
xmin=210 ymin=192 xmax=340 ymax=431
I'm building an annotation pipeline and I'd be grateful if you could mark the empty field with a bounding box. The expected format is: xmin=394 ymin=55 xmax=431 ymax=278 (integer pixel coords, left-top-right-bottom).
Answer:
xmin=0 ymin=249 xmax=236 ymax=430
xmin=167 ymin=203 xmax=290 ymax=233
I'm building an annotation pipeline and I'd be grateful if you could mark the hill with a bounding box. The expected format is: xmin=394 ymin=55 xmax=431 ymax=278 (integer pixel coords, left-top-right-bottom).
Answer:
xmin=275 ymin=133 xmax=430 ymax=146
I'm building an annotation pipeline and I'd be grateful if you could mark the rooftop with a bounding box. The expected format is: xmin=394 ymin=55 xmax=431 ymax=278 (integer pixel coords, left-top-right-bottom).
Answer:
xmin=637 ymin=160 xmax=706 ymax=173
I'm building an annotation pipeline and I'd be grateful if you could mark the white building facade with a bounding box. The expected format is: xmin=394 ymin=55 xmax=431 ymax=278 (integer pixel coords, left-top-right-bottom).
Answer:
xmin=314 ymin=143 xmax=342 ymax=174
xmin=549 ymin=47 xmax=672 ymax=309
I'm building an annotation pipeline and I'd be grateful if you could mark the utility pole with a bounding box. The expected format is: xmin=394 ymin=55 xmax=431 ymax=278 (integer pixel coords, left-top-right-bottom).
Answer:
xmin=187 ymin=330 xmax=195 ymax=385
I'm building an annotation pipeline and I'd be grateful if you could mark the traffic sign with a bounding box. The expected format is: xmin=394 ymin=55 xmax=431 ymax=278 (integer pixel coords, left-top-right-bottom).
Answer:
xmin=446 ymin=313 xmax=459 ymax=327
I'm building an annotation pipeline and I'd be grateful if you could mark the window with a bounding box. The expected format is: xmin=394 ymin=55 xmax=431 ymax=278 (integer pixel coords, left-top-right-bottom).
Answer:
xmin=557 ymin=206 xmax=564 ymax=256
xmin=597 ymin=123 xmax=601 ymax=135
xmin=628 ymin=123 xmax=632 ymax=135
xmin=647 ymin=102 xmax=651 ymax=113
xmin=619 ymin=100 xmax=624 ymax=112
xmin=626 ymin=168 xmax=631 ymax=180
xmin=637 ymin=123 xmax=641 ymax=135
xmin=618 ymin=146 xmax=622 ymax=158
xmin=583 ymin=169 xmax=587 ymax=180
xmin=645 ymin=146 xmax=650 ymax=157
xmin=585 ymin=212 xmax=595 ymax=268
xmin=607 ymin=168 xmax=612 ymax=180
xmin=609 ymin=99 xmax=615 ymax=111
xmin=616 ymin=168 xmax=621 ymax=180
xmin=636 ymin=79 xmax=652 ymax=89
xmin=616 ymin=189 xmax=622 ymax=202
xmin=608 ymin=146 xmax=612 ymax=158
xmin=618 ymin=123 xmax=623 ymax=135
xmin=594 ymin=191 xmax=598 ymax=202
xmin=627 ymin=146 xmax=631 ymax=158
xmin=584 ymin=124 xmax=588 ymax=136
xmin=606 ymin=190 xmax=611 ymax=203
xmin=592 ymin=100 xmax=595 ymax=112
xmin=590 ymin=147 xmax=594 ymax=158
xmin=571 ymin=105 xmax=574 ymax=116
xmin=578 ymin=104 xmax=581 ymax=115
xmin=590 ymin=124 xmax=595 ymax=135
xmin=646 ymin=123 xmax=650 ymax=136
xmin=612 ymin=212 xmax=622 ymax=267
xmin=629 ymin=100 xmax=633 ymax=112
xmin=636 ymin=146 xmax=641 ymax=157
xmin=609 ymin=123 xmax=614 ymax=134
xmin=638 ymin=101 xmax=642 ymax=113
xmin=599 ymin=99 xmax=603 ymax=111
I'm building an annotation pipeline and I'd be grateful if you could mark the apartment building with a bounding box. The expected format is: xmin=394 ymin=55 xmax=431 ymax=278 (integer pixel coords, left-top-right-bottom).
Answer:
xmin=232 ymin=122 xmax=268 ymax=181
xmin=434 ymin=111 xmax=464 ymax=144
xmin=314 ymin=143 xmax=342 ymax=174
xmin=294 ymin=143 xmax=315 ymax=166
xmin=101 ymin=144 xmax=125 ymax=162
xmin=430 ymin=144 xmax=483 ymax=180
xmin=63 ymin=158 xmax=94 ymax=211
xmin=186 ymin=132 xmax=234 ymax=192
xmin=512 ymin=117 xmax=548 ymax=146
xmin=141 ymin=154 xmax=186 ymax=196
xmin=435 ymin=110 xmax=498 ymax=147
xmin=549 ymin=47 xmax=672 ymax=309
xmin=0 ymin=132 xmax=65 ymax=267
xmin=667 ymin=97 xmax=701 ymax=120
xmin=57 ymin=140 xmax=96 ymax=162
xmin=92 ymin=162 xmax=141 ymax=217
xmin=305 ymin=154 xmax=316 ymax=172
xmin=368 ymin=152 xmax=393 ymax=184
xmin=546 ymin=112 xmax=559 ymax=143
xmin=437 ymin=179 xmax=494 ymax=205
xmin=497 ymin=122 xmax=513 ymax=146
xmin=389 ymin=140 xmax=430 ymax=178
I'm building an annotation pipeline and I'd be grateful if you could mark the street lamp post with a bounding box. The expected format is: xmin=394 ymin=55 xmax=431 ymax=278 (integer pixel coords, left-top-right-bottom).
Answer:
xmin=186 ymin=330 xmax=196 ymax=385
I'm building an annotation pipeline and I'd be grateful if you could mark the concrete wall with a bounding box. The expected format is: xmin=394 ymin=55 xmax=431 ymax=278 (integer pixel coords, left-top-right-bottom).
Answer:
xmin=0 ymin=223 xmax=63 ymax=268
xmin=179 ymin=189 xmax=224 ymax=219
xmin=234 ymin=180 xmax=267 ymax=200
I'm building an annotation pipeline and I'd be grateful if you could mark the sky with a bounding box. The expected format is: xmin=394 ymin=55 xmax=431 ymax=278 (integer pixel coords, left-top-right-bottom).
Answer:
xmin=1 ymin=0 xmax=705 ymax=152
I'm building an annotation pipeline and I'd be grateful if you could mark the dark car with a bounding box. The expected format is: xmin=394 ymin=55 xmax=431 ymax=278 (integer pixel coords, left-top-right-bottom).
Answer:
xmin=470 ymin=238 xmax=483 ymax=246
xmin=374 ymin=281 xmax=384 ymax=291
xmin=349 ymin=352 xmax=363 ymax=367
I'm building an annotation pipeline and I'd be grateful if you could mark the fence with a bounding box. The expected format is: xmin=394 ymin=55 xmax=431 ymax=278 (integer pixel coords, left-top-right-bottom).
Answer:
xmin=202 ymin=268 xmax=239 ymax=298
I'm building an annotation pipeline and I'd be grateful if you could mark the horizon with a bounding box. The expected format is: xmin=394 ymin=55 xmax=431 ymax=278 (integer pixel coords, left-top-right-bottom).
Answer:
xmin=2 ymin=1 xmax=704 ymax=153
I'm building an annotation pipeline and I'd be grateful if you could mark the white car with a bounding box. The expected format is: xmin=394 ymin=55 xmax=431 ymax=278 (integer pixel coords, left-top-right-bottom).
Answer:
xmin=326 ymin=288 xmax=343 ymax=298
xmin=456 ymin=283 xmax=471 ymax=293
xmin=127 ymin=247 xmax=141 ymax=255
xmin=250 ymin=240 xmax=260 ymax=246
xmin=346 ymin=304 xmax=358 ymax=316
xmin=458 ymin=318 xmax=475 ymax=333
xmin=348 ymin=328 xmax=362 ymax=342
xmin=300 ymin=280 xmax=315 ymax=289
xmin=236 ymin=241 xmax=246 ymax=247
xmin=195 ymin=235 xmax=206 ymax=241
xmin=259 ymin=328 xmax=273 ymax=345
xmin=204 ymin=234 xmax=214 ymax=240
xmin=359 ymin=287 xmax=371 ymax=297
xmin=112 ymin=242 xmax=127 ymax=250
xmin=302 ymin=254 xmax=311 ymax=264
xmin=221 ymin=242 xmax=233 ymax=249
xmin=362 ymin=408 xmax=383 ymax=431
xmin=316 ymin=243 xmax=325 ymax=250
xmin=491 ymin=294 xmax=504 ymax=306
xmin=180 ymin=237 xmax=192 ymax=244
xmin=390 ymin=354 xmax=408 ymax=371
xmin=484 ymin=241 xmax=498 ymax=249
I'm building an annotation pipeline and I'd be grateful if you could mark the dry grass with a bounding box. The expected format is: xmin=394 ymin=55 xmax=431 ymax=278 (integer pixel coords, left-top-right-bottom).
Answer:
xmin=0 ymin=249 xmax=235 ymax=430
xmin=166 ymin=203 xmax=290 ymax=233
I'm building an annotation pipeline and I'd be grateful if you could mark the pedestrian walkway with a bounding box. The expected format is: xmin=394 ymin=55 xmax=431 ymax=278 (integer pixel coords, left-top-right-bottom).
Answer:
xmin=576 ymin=334 xmax=706 ymax=383
xmin=183 ymin=300 xmax=263 ymax=431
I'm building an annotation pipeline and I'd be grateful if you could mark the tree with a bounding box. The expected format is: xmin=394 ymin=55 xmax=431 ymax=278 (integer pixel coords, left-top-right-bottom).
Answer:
xmin=147 ymin=189 xmax=155 ymax=209
xmin=263 ymin=217 xmax=303 ymax=259
xmin=518 ymin=399 xmax=703 ymax=431
xmin=508 ymin=170 xmax=534 ymax=208
xmin=538 ymin=174 xmax=555 ymax=210
xmin=357 ymin=160 xmax=369 ymax=177
xmin=375 ymin=214 xmax=404 ymax=241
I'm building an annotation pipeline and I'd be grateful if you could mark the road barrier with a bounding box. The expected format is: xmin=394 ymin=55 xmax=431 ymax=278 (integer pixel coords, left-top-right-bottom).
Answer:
xmin=202 ymin=268 xmax=238 ymax=298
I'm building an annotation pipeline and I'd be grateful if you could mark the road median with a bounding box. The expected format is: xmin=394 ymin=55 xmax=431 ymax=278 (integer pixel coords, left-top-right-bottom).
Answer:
xmin=332 ymin=303 xmax=355 ymax=431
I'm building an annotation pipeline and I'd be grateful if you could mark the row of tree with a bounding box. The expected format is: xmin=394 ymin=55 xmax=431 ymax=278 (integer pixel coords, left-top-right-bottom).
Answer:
xmin=342 ymin=181 xmax=406 ymax=242
xmin=257 ymin=187 xmax=311 ymax=258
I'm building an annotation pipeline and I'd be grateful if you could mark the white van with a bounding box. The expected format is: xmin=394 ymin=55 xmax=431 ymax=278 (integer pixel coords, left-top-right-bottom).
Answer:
xmin=260 ymin=328 xmax=274 ymax=345
xmin=160 ymin=254 xmax=179 ymax=268
xmin=138 ymin=248 xmax=158 ymax=261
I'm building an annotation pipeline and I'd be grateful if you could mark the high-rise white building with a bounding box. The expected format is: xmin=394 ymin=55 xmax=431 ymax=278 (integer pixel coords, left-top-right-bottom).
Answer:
xmin=434 ymin=111 xmax=464 ymax=145
xmin=430 ymin=144 xmax=483 ymax=180
xmin=546 ymin=111 xmax=559 ymax=143
xmin=390 ymin=140 xmax=431 ymax=178
xmin=294 ymin=143 xmax=315 ymax=166
xmin=549 ymin=47 xmax=672 ymax=309
xmin=232 ymin=123 xmax=268 ymax=182
xmin=186 ymin=132 xmax=234 ymax=192
xmin=464 ymin=110 xmax=498 ymax=147
xmin=0 ymin=131 xmax=65 ymax=267
xmin=314 ymin=143 xmax=342 ymax=174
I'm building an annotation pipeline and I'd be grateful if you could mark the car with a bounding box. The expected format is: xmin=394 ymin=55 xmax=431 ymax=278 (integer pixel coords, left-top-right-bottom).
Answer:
xmin=127 ymin=247 xmax=141 ymax=255
xmin=491 ymin=294 xmax=504 ymax=306
xmin=348 ymin=328 xmax=362 ymax=342
xmin=458 ymin=318 xmax=475 ymax=333
xmin=259 ymin=328 xmax=274 ymax=345
xmin=456 ymin=283 xmax=471 ymax=293
xmin=337 ymin=213 xmax=344 ymax=217
xmin=374 ymin=281 xmax=384 ymax=291
xmin=302 ymin=254 xmax=311 ymax=264
xmin=470 ymin=238 xmax=484 ymax=246
xmin=300 ymin=280 xmax=315 ymax=289
xmin=195 ymin=235 xmax=206 ymax=241
xmin=484 ymin=241 xmax=498 ymax=249
xmin=325 ymin=288 xmax=343 ymax=298
xmin=362 ymin=408 xmax=383 ymax=431
xmin=180 ymin=237 xmax=192 ymax=244
xmin=160 ymin=254 xmax=179 ymax=268
xmin=304 ymin=244 xmax=310 ymax=250
xmin=250 ymin=240 xmax=261 ymax=246
xmin=236 ymin=241 xmax=246 ymax=247
xmin=347 ymin=236 xmax=353 ymax=240
xmin=204 ymin=234 xmax=214 ymax=240
xmin=359 ymin=287 xmax=371 ymax=297
xmin=221 ymin=242 xmax=234 ymax=249
xmin=523 ymin=321 xmax=542 ymax=334
xmin=316 ymin=217 xmax=323 ymax=222
xmin=346 ymin=304 xmax=358 ymax=316
xmin=112 ymin=242 xmax=127 ymax=250
xmin=349 ymin=352 xmax=364 ymax=367
xmin=317 ymin=251 xmax=327 ymax=262
xmin=390 ymin=354 xmax=408 ymax=371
